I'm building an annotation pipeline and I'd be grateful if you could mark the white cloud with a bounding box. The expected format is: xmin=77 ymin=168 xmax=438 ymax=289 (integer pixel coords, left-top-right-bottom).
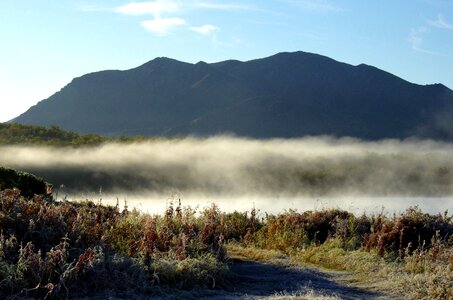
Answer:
xmin=428 ymin=14 xmax=453 ymax=30
xmin=190 ymin=24 xmax=219 ymax=35
xmin=115 ymin=0 xmax=251 ymax=15
xmin=408 ymin=27 xmax=427 ymax=51
xmin=408 ymin=14 xmax=453 ymax=57
xmin=116 ymin=0 xmax=179 ymax=17
xmin=192 ymin=1 xmax=253 ymax=11
xmin=115 ymin=1 xmax=185 ymax=35
xmin=114 ymin=0 xmax=250 ymax=36
xmin=281 ymin=0 xmax=344 ymax=13
xmin=142 ymin=17 xmax=186 ymax=35
xmin=408 ymin=26 xmax=452 ymax=57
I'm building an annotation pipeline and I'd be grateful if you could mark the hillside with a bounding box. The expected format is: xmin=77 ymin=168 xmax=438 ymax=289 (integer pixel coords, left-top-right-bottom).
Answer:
xmin=0 ymin=123 xmax=107 ymax=146
xmin=0 ymin=123 xmax=163 ymax=146
xmin=11 ymin=51 xmax=453 ymax=140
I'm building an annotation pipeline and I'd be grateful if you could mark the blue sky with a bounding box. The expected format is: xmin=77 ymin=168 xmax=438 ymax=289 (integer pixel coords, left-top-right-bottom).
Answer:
xmin=1 ymin=0 xmax=452 ymax=122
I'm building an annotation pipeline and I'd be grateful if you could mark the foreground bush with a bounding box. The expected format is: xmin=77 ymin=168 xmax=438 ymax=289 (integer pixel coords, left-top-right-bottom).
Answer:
xmin=0 ymin=167 xmax=51 ymax=199
xmin=222 ymin=206 xmax=453 ymax=299
xmin=226 ymin=207 xmax=452 ymax=257
xmin=0 ymin=189 xmax=228 ymax=299
xmin=1 ymin=185 xmax=451 ymax=299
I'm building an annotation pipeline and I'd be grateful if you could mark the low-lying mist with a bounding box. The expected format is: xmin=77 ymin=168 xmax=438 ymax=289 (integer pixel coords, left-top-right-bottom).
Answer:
xmin=1 ymin=136 xmax=452 ymax=214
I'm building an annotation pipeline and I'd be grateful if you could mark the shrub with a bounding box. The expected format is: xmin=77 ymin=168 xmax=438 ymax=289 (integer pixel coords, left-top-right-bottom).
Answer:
xmin=364 ymin=207 xmax=453 ymax=256
xmin=0 ymin=167 xmax=50 ymax=198
xmin=0 ymin=189 xmax=229 ymax=298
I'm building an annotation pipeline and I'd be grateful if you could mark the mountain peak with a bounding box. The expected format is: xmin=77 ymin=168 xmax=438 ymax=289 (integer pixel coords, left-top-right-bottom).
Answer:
xmin=11 ymin=51 xmax=453 ymax=140
xmin=136 ymin=56 xmax=188 ymax=70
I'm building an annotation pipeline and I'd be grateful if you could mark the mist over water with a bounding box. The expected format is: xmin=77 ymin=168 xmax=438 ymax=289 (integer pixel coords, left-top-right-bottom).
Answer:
xmin=1 ymin=136 xmax=452 ymax=214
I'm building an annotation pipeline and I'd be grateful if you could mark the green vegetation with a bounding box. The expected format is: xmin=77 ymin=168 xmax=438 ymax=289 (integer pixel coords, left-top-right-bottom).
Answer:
xmin=0 ymin=123 xmax=108 ymax=146
xmin=0 ymin=190 xmax=229 ymax=298
xmin=0 ymin=167 xmax=50 ymax=198
xmin=0 ymin=123 xmax=160 ymax=146
xmin=229 ymin=208 xmax=453 ymax=299
xmin=0 ymin=168 xmax=451 ymax=298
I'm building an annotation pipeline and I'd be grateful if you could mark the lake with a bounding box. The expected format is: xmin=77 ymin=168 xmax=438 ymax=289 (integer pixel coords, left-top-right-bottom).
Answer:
xmin=2 ymin=137 xmax=452 ymax=216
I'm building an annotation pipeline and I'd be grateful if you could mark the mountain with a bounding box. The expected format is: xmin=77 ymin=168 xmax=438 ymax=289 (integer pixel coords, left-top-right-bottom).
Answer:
xmin=11 ymin=51 xmax=453 ymax=140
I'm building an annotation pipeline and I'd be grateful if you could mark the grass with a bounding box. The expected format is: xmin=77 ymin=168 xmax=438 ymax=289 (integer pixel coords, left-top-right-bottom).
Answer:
xmin=291 ymin=238 xmax=453 ymax=299
xmin=231 ymin=207 xmax=453 ymax=299
xmin=226 ymin=242 xmax=288 ymax=262
xmin=0 ymin=183 xmax=452 ymax=298
xmin=0 ymin=190 xmax=230 ymax=298
xmin=268 ymin=289 xmax=341 ymax=300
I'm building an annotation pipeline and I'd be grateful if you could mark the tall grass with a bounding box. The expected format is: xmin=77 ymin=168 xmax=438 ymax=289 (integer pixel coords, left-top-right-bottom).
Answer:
xmin=0 ymin=190 xmax=229 ymax=298
xmin=221 ymin=206 xmax=453 ymax=299
xmin=1 ymin=186 xmax=451 ymax=298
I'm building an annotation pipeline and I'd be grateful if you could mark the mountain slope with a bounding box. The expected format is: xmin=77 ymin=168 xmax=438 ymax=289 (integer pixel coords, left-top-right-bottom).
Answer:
xmin=11 ymin=51 xmax=453 ymax=140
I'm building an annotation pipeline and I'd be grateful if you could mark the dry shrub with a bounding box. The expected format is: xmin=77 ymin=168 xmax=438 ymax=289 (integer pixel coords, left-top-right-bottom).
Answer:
xmin=249 ymin=209 xmax=357 ymax=252
xmin=0 ymin=189 xmax=229 ymax=298
xmin=364 ymin=207 xmax=453 ymax=257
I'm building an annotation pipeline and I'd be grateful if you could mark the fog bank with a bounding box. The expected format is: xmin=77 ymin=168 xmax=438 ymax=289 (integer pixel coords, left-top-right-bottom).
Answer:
xmin=1 ymin=136 xmax=453 ymax=200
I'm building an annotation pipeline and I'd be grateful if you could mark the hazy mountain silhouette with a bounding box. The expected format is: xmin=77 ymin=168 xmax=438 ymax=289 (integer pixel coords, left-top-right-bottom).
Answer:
xmin=11 ymin=51 xmax=453 ymax=140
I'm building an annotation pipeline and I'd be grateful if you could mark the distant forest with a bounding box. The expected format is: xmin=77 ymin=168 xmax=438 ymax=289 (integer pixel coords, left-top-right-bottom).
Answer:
xmin=0 ymin=123 xmax=156 ymax=146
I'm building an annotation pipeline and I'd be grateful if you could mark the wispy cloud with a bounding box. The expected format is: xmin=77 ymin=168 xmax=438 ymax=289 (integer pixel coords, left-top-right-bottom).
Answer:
xmin=280 ymin=0 xmax=345 ymax=13
xmin=428 ymin=14 xmax=453 ymax=30
xmin=190 ymin=24 xmax=219 ymax=35
xmin=408 ymin=26 xmax=452 ymax=57
xmin=112 ymin=0 xmax=257 ymax=36
xmin=192 ymin=1 xmax=254 ymax=11
xmin=408 ymin=27 xmax=427 ymax=51
xmin=115 ymin=0 xmax=179 ymax=17
xmin=142 ymin=17 xmax=186 ymax=35
xmin=115 ymin=1 xmax=185 ymax=36
xmin=408 ymin=14 xmax=453 ymax=57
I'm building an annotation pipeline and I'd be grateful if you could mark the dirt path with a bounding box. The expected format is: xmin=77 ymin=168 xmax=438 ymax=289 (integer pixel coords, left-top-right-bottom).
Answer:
xmin=187 ymin=255 xmax=401 ymax=300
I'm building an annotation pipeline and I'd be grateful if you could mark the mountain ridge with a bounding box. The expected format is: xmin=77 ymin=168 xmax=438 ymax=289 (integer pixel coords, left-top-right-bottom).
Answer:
xmin=11 ymin=51 xmax=453 ymax=140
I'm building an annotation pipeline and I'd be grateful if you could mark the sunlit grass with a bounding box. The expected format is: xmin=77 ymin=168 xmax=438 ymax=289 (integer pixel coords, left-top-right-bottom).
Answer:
xmin=0 ymin=185 xmax=451 ymax=298
xmin=226 ymin=243 xmax=287 ymax=262
xmin=234 ymin=207 xmax=453 ymax=299
xmin=0 ymin=189 xmax=229 ymax=298
xmin=268 ymin=288 xmax=341 ymax=300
